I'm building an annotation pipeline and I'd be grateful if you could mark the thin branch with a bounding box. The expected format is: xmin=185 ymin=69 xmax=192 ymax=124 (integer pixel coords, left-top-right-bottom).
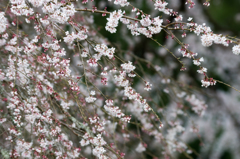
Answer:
xmin=75 ymin=8 xmax=139 ymax=21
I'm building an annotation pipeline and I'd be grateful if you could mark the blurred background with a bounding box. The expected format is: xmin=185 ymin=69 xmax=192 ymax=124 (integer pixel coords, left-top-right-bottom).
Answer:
xmin=89 ymin=0 xmax=240 ymax=158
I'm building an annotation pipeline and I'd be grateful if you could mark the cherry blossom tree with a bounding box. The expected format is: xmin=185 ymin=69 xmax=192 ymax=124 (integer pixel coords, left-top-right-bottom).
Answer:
xmin=0 ymin=0 xmax=240 ymax=158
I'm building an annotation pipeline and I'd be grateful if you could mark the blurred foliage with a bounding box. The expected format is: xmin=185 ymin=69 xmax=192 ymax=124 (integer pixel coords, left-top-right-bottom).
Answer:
xmin=207 ymin=0 xmax=240 ymax=35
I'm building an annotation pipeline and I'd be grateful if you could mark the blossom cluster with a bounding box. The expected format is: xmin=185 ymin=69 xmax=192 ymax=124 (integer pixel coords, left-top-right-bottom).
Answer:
xmin=106 ymin=9 xmax=164 ymax=38
xmin=106 ymin=10 xmax=124 ymax=33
